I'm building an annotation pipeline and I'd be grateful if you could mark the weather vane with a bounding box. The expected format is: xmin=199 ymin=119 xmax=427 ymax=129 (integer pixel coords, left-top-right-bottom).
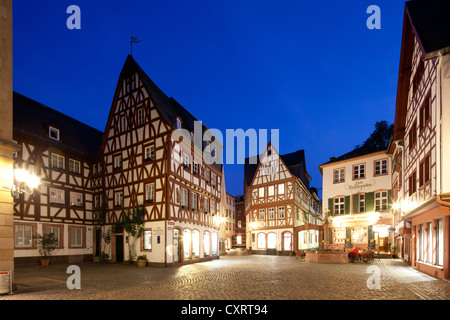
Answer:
xmin=130 ymin=33 xmax=141 ymax=56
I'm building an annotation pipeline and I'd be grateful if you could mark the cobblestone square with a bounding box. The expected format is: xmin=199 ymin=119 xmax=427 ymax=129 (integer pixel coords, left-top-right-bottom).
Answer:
xmin=2 ymin=250 xmax=450 ymax=301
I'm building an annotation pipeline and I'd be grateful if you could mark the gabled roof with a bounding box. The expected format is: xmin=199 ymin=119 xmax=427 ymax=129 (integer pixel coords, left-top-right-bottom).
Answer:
xmin=393 ymin=0 xmax=450 ymax=141
xmin=319 ymin=145 xmax=387 ymax=170
xmin=406 ymin=0 xmax=450 ymax=59
xmin=244 ymin=145 xmax=310 ymax=191
xmin=13 ymin=92 xmax=103 ymax=158
xmin=110 ymin=55 xmax=223 ymax=171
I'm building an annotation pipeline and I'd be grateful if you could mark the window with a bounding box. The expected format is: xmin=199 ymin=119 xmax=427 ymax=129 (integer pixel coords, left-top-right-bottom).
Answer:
xmin=182 ymin=153 xmax=190 ymax=169
xmin=283 ymin=233 xmax=292 ymax=251
xmin=145 ymin=146 xmax=155 ymax=161
xmin=49 ymin=126 xmax=60 ymax=140
xmin=278 ymin=183 xmax=285 ymax=195
xmin=267 ymin=233 xmax=276 ymax=249
xmin=70 ymin=227 xmax=83 ymax=247
xmin=332 ymin=227 xmax=346 ymax=243
xmin=191 ymin=192 xmax=197 ymax=211
xmin=211 ymin=172 xmax=216 ymax=187
xmin=137 ymin=108 xmax=144 ymax=126
xmin=193 ymin=162 xmax=199 ymax=175
xmin=419 ymin=155 xmax=430 ymax=187
xmin=419 ymin=93 xmax=431 ymax=131
xmin=211 ymin=200 xmax=216 ymax=215
xmin=409 ymin=171 xmax=417 ymax=196
xmin=70 ymin=192 xmax=83 ymax=207
xmin=143 ymin=230 xmax=152 ymax=250
xmin=278 ymin=206 xmax=285 ymax=219
xmin=417 ymin=224 xmax=423 ymax=262
xmin=257 ymin=233 xmax=266 ymax=249
xmin=437 ymin=219 xmax=444 ymax=266
xmin=333 ymin=168 xmax=345 ymax=183
xmin=374 ymin=160 xmax=387 ymax=176
xmin=259 ymin=209 xmax=265 ymax=220
xmin=114 ymin=155 xmax=122 ymax=169
xmin=409 ymin=120 xmax=417 ymax=151
xmin=181 ymin=188 xmax=189 ymax=208
xmin=334 ymin=197 xmax=344 ymax=215
xmin=427 ymin=222 xmax=432 ymax=264
xmin=351 ymin=226 xmax=368 ymax=243
xmin=204 ymin=232 xmax=210 ymax=256
xmin=268 ymin=185 xmax=274 ymax=196
xmin=146 ymin=183 xmax=155 ymax=202
xmin=49 ymin=188 xmax=65 ymax=204
xmin=15 ymin=224 xmax=33 ymax=248
xmin=204 ymin=198 xmax=209 ymax=213
xmin=353 ymin=164 xmax=365 ymax=180
xmin=268 ymin=208 xmax=274 ymax=219
xmin=375 ymin=191 xmax=388 ymax=211
xmin=176 ymin=118 xmax=182 ymax=130
xmin=183 ymin=229 xmax=191 ymax=259
xmin=359 ymin=194 xmax=365 ymax=213
xmin=126 ymin=74 xmax=136 ymax=93
xmin=44 ymin=226 xmax=61 ymax=247
xmin=69 ymin=159 xmax=81 ymax=174
xmin=259 ymin=188 xmax=264 ymax=198
xmin=115 ymin=191 xmax=123 ymax=207
xmin=52 ymin=154 xmax=65 ymax=170
xmin=192 ymin=230 xmax=200 ymax=258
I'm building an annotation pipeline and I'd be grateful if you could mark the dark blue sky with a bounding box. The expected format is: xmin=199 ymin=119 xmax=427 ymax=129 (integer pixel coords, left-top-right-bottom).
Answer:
xmin=12 ymin=0 xmax=406 ymax=198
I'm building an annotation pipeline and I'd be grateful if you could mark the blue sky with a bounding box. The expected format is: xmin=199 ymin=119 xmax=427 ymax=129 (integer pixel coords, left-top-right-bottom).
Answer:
xmin=12 ymin=0 xmax=407 ymax=198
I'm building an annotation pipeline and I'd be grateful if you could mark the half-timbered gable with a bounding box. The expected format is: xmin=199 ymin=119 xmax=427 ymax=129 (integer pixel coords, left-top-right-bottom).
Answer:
xmin=244 ymin=143 xmax=322 ymax=254
xmin=390 ymin=0 xmax=450 ymax=279
xmin=101 ymin=55 xmax=223 ymax=266
xmin=12 ymin=92 xmax=103 ymax=263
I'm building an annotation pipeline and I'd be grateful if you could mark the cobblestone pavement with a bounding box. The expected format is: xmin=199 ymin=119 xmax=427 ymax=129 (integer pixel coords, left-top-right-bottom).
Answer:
xmin=2 ymin=249 xmax=450 ymax=301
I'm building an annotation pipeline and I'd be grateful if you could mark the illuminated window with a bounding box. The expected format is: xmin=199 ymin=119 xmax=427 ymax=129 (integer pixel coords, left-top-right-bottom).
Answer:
xmin=267 ymin=233 xmax=276 ymax=249
xmin=334 ymin=197 xmax=344 ymax=215
xmin=49 ymin=188 xmax=65 ymax=204
xmin=184 ymin=229 xmax=191 ymax=259
xmin=375 ymin=191 xmax=388 ymax=211
xmin=259 ymin=188 xmax=264 ymax=198
xmin=283 ymin=233 xmax=292 ymax=251
xmin=278 ymin=183 xmax=285 ymax=195
xmin=70 ymin=192 xmax=83 ymax=207
xmin=192 ymin=230 xmax=200 ymax=258
xmin=257 ymin=233 xmax=266 ymax=249
xmin=204 ymin=232 xmax=210 ymax=256
xmin=143 ymin=230 xmax=151 ymax=250
xmin=268 ymin=185 xmax=274 ymax=196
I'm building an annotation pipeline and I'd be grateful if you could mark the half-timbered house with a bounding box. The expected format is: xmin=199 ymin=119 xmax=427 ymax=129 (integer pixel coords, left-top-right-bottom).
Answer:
xmin=389 ymin=0 xmax=450 ymax=279
xmin=12 ymin=92 xmax=103 ymax=264
xmin=244 ymin=143 xmax=322 ymax=255
xmin=100 ymin=55 xmax=223 ymax=266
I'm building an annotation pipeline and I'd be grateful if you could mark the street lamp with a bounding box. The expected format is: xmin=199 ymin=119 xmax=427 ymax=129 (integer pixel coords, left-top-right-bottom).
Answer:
xmin=3 ymin=168 xmax=40 ymax=197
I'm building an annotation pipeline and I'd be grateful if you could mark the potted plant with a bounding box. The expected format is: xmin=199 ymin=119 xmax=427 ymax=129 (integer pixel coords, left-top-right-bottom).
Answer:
xmin=34 ymin=233 xmax=58 ymax=265
xmin=390 ymin=244 xmax=398 ymax=259
xmin=136 ymin=254 xmax=147 ymax=267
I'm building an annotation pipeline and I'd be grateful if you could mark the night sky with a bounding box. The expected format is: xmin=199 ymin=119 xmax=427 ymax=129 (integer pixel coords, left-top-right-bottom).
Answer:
xmin=12 ymin=0 xmax=406 ymax=199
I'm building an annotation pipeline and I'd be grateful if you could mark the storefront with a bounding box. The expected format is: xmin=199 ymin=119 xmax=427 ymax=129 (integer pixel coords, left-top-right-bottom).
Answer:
xmin=325 ymin=212 xmax=394 ymax=252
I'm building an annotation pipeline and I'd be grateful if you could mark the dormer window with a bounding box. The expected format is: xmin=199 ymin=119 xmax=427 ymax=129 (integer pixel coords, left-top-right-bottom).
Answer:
xmin=176 ymin=118 xmax=182 ymax=130
xmin=49 ymin=126 xmax=60 ymax=141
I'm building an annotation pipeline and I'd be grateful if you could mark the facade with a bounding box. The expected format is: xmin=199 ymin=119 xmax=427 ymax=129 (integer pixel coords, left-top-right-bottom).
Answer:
xmin=220 ymin=193 xmax=235 ymax=252
xmin=389 ymin=0 xmax=450 ymax=279
xmin=244 ymin=143 xmax=322 ymax=255
xmin=319 ymin=147 xmax=393 ymax=253
xmin=233 ymin=195 xmax=246 ymax=248
xmin=12 ymin=93 xmax=103 ymax=264
xmin=12 ymin=55 xmax=225 ymax=267
xmin=0 ymin=0 xmax=17 ymax=278
xmin=96 ymin=55 xmax=224 ymax=266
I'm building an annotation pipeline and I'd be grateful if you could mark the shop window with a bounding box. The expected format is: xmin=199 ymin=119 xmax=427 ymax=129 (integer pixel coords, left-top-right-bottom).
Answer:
xmin=257 ymin=233 xmax=266 ymax=249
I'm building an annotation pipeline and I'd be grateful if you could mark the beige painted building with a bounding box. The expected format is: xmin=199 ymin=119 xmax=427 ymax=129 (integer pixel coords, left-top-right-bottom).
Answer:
xmin=0 ymin=0 xmax=18 ymax=286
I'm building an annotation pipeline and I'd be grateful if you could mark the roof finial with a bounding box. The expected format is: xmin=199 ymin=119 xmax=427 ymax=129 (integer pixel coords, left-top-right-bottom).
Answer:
xmin=130 ymin=33 xmax=141 ymax=56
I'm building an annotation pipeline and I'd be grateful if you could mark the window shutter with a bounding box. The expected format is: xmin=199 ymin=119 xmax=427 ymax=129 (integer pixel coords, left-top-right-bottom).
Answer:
xmin=328 ymin=198 xmax=333 ymax=216
xmin=352 ymin=194 xmax=359 ymax=214
xmin=346 ymin=227 xmax=351 ymax=240
xmin=365 ymin=192 xmax=374 ymax=212
xmin=388 ymin=189 xmax=392 ymax=209
xmin=345 ymin=196 xmax=350 ymax=215
xmin=328 ymin=228 xmax=332 ymax=244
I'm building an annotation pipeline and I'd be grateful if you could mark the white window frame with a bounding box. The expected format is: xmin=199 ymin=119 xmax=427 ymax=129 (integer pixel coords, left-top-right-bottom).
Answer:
xmin=334 ymin=168 xmax=345 ymax=183
xmin=278 ymin=183 xmax=285 ymax=195
xmin=115 ymin=191 xmax=123 ymax=207
xmin=70 ymin=227 xmax=83 ymax=247
xmin=374 ymin=159 xmax=387 ymax=176
xmin=145 ymin=146 xmax=155 ymax=160
xmin=191 ymin=192 xmax=197 ymax=211
xmin=15 ymin=224 xmax=33 ymax=248
xmin=146 ymin=183 xmax=155 ymax=202
xmin=143 ymin=230 xmax=152 ymax=250
xmin=268 ymin=185 xmax=274 ymax=196
xmin=278 ymin=206 xmax=285 ymax=219
xmin=49 ymin=188 xmax=65 ymax=204
xmin=45 ymin=226 xmax=61 ymax=247
xmin=259 ymin=209 xmax=265 ymax=220
xmin=52 ymin=153 xmax=65 ymax=170
xmin=70 ymin=191 xmax=83 ymax=207
xmin=69 ymin=159 xmax=81 ymax=174
xmin=334 ymin=197 xmax=345 ymax=215
xmin=259 ymin=187 xmax=264 ymax=198
xmin=268 ymin=207 xmax=275 ymax=219
xmin=49 ymin=126 xmax=60 ymax=141
xmin=181 ymin=188 xmax=189 ymax=208
xmin=353 ymin=164 xmax=365 ymax=180
xmin=375 ymin=191 xmax=388 ymax=211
